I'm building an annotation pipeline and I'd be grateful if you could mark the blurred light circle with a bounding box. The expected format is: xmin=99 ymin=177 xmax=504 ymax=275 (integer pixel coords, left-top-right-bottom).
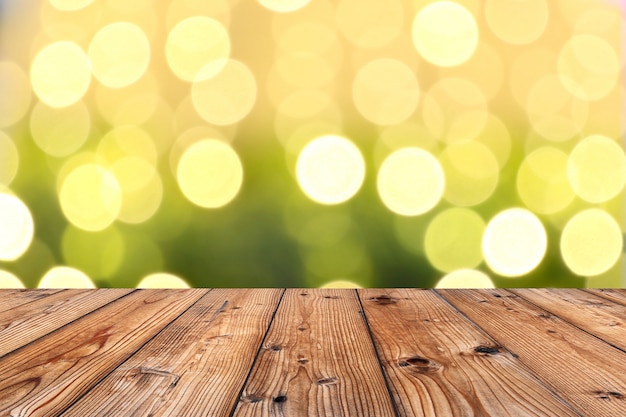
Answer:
xmin=377 ymin=147 xmax=444 ymax=216
xmin=88 ymin=22 xmax=151 ymax=88
xmin=0 ymin=194 xmax=34 ymax=261
xmin=177 ymin=139 xmax=243 ymax=208
xmin=435 ymin=269 xmax=494 ymax=289
xmin=560 ymin=209 xmax=622 ymax=277
xmin=59 ymin=164 xmax=122 ymax=232
xmin=111 ymin=157 xmax=163 ymax=224
xmin=38 ymin=266 xmax=95 ymax=288
xmin=191 ymin=59 xmax=257 ymax=126
xmin=483 ymin=208 xmax=547 ymax=277
xmin=425 ymin=208 xmax=485 ymax=273
xmin=30 ymin=101 xmax=90 ymax=157
xmin=319 ymin=279 xmax=362 ymax=288
xmin=557 ymin=34 xmax=619 ymax=101
xmin=48 ymin=0 xmax=94 ymax=11
xmin=137 ymin=273 xmax=190 ymax=288
xmin=0 ymin=270 xmax=24 ymax=288
xmin=296 ymin=135 xmax=365 ymax=205
xmin=440 ymin=141 xmax=499 ymax=207
xmin=485 ymin=0 xmax=548 ymax=45
xmin=0 ymin=132 xmax=19 ymax=186
xmin=336 ymin=0 xmax=404 ymax=48
xmin=258 ymin=0 xmax=310 ymax=13
xmin=412 ymin=1 xmax=478 ymax=67
xmin=567 ymin=134 xmax=626 ymax=204
xmin=526 ymin=74 xmax=588 ymax=142
xmin=30 ymin=41 xmax=91 ymax=108
xmin=95 ymin=72 xmax=160 ymax=126
xmin=421 ymin=77 xmax=488 ymax=144
xmin=352 ymin=58 xmax=420 ymax=126
xmin=517 ymin=147 xmax=575 ymax=214
xmin=97 ymin=125 xmax=158 ymax=166
xmin=0 ymin=61 xmax=32 ymax=128
xmin=166 ymin=16 xmax=230 ymax=82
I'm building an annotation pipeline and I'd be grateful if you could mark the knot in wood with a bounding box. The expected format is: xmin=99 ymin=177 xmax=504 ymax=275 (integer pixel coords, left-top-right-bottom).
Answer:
xmin=241 ymin=394 xmax=263 ymax=403
xmin=317 ymin=377 xmax=337 ymax=385
xmin=474 ymin=345 xmax=500 ymax=355
xmin=368 ymin=295 xmax=397 ymax=305
xmin=273 ymin=395 xmax=287 ymax=403
xmin=397 ymin=356 xmax=441 ymax=373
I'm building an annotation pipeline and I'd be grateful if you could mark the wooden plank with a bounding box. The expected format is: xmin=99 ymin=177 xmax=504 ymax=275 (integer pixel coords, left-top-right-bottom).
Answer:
xmin=439 ymin=289 xmax=626 ymax=417
xmin=0 ymin=289 xmax=133 ymax=356
xmin=359 ymin=288 xmax=581 ymax=417
xmin=232 ymin=288 xmax=396 ymax=417
xmin=585 ymin=289 xmax=626 ymax=307
xmin=510 ymin=288 xmax=626 ymax=353
xmin=62 ymin=288 xmax=282 ymax=417
xmin=0 ymin=289 xmax=206 ymax=416
xmin=0 ymin=289 xmax=64 ymax=314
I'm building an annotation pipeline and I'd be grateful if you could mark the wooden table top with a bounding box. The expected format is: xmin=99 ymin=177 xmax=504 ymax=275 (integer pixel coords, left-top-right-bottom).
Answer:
xmin=0 ymin=288 xmax=625 ymax=416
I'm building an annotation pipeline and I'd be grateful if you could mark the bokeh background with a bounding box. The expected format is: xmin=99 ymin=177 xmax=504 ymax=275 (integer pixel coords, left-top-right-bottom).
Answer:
xmin=0 ymin=0 xmax=624 ymax=288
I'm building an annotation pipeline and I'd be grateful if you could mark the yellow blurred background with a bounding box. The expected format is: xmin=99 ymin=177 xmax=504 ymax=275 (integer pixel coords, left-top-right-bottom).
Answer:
xmin=0 ymin=0 xmax=624 ymax=288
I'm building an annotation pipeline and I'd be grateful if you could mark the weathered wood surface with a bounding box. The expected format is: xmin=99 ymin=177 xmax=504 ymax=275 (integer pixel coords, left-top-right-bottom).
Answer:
xmin=361 ymin=288 xmax=580 ymax=417
xmin=439 ymin=289 xmax=626 ymax=417
xmin=0 ymin=288 xmax=624 ymax=416
xmin=63 ymin=289 xmax=282 ymax=417
xmin=232 ymin=288 xmax=396 ymax=417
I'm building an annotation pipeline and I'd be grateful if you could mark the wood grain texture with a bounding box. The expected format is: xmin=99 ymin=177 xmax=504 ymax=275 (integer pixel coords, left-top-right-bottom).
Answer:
xmin=359 ymin=288 xmax=581 ymax=417
xmin=0 ymin=290 xmax=63 ymax=314
xmin=439 ymin=289 xmax=626 ymax=417
xmin=511 ymin=288 xmax=626 ymax=353
xmin=232 ymin=288 xmax=397 ymax=417
xmin=62 ymin=288 xmax=282 ymax=417
xmin=0 ymin=289 xmax=205 ymax=417
xmin=585 ymin=289 xmax=626 ymax=307
xmin=0 ymin=289 xmax=132 ymax=356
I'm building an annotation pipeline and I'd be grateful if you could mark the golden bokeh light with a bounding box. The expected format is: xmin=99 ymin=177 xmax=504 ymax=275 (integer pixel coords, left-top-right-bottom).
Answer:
xmin=38 ymin=266 xmax=95 ymax=288
xmin=412 ymin=1 xmax=478 ymax=67
xmin=97 ymin=125 xmax=158 ymax=166
xmin=59 ymin=164 xmax=122 ymax=232
xmin=336 ymin=0 xmax=404 ymax=48
xmin=170 ymin=126 xmax=230 ymax=176
xmin=485 ymin=0 xmax=549 ymax=45
xmin=111 ymin=157 xmax=163 ymax=224
xmin=95 ymin=71 xmax=160 ymax=126
xmin=177 ymin=139 xmax=243 ymax=209
xmin=191 ymin=59 xmax=257 ymax=126
xmin=30 ymin=101 xmax=90 ymax=157
xmin=30 ymin=41 xmax=91 ymax=108
xmin=296 ymin=135 xmax=365 ymax=205
xmin=258 ymin=0 xmax=311 ymax=13
xmin=567 ymin=134 xmax=626 ymax=204
xmin=425 ymin=208 xmax=485 ymax=273
xmin=352 ymin=58 xmax=420 ymax=126
xmin=88 ymin=22 xmax=151 ymax=89
xmin=377 ymin=147 xmax=445 ymax=216
xmin=483 ymin=208 xmax=547 ymax=277
xmin=439 ymin=141 xmax=499 ymax=207
xmin=0 ymin=61 xmax=32 ymax=127
xmin=0 ymin=132 xmax=19 ymax=186
xmin=560 ymin=209 xmax=622 ymax=277
xmin=435 ymin=269 xmax=494 ymax=289
xmin=48 ymin=0 xmax=94 ymax=11
xmin=526 ymin=74 xmax=589 ymax=142
xmin=165 ymin=16 xmax=230 ymax=82
xmin=422 ymin=77 xmax=488 ymax=144
xmin=320 ymin=279 xmax=363 ymax=288
xmin=557 ymin=34 xmax=620 ymax=101
xmin=166 ymin=0 xmax=231 ymax=31
xmin=375 ymin=122 xmax=438 ymax=167
xmin=0 ymin=193 xmax=34 ymax=262
xmin=517 ymin=147 xmax=575 ymax=214
xmin=0 ymin=270 xmax=24 ymax=288
xmin=137 ymin=273 xmax=190 ymax=288
xmin=509 ymin=48 xmax=556 ymax=108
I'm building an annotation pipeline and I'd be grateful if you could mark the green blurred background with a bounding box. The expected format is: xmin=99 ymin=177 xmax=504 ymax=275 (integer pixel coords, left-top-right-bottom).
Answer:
xmin=0 ymin=0 xmax=624 ymax=288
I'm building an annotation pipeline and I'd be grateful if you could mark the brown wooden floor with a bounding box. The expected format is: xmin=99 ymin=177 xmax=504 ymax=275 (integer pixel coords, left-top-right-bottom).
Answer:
xmin=0 ymin=288 xmax=625 ymax=416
